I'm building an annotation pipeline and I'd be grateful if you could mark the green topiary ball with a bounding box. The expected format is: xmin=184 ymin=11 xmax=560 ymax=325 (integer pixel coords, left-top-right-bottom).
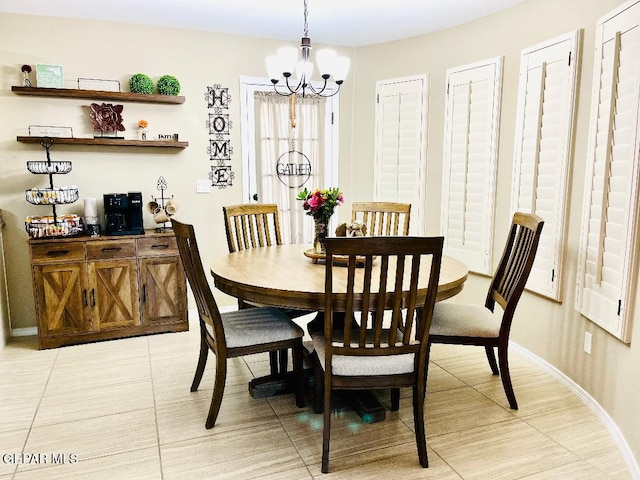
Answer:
xmin=157 ymin=75 xmax=181 ymax=96
xmin=129 ymin=73 xmax=154 ymax=94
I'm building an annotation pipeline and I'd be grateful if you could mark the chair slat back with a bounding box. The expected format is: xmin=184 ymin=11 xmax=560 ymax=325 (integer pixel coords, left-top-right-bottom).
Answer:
xmin=486 ymin=212 xmax=544 ymax=313
xmin=324 ymin=236 xmax=443 ymax=359
xmin=171 ymin=219 xmax=225 ymax=348
xmin=223 ymin=204 xmax=283 ymax=253
xmin=351 ymin=202 xmax=411 ymax=237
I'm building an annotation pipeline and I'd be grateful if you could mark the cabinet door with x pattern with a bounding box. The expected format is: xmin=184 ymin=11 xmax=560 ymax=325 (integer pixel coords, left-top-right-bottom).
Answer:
xmin=34 ymin=261 xmax=91 ymax=337
xmin=88 ymin=258 xmax=141 ymax=330
xmin=139 ymin=256 xmax=186 ymax=326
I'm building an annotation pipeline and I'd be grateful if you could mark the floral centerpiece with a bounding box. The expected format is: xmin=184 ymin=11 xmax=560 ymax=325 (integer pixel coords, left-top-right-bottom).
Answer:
xmin=297 ymin=187 xmax=344 ymax=254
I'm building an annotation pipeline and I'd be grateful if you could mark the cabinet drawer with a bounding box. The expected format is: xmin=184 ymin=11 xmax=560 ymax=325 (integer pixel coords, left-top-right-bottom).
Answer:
xmin=86 ymin=240 xmax=136 ymax=260
xmin=137 ymin=236 xmax=178 ymax=257
xmin=31 ymin=242 xmax=85 ymax=264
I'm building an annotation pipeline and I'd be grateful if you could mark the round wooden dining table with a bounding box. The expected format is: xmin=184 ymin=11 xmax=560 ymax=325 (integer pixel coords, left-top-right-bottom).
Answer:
xmin=210 ymin=243 xmax=468 ymax=422
xmin=210 ymin=243 xmax=469 ymax=311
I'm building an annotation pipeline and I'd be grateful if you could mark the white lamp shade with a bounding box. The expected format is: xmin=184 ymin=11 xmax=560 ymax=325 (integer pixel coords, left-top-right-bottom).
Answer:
xmin=316 ymin=49 xmax=337 ymax=76
xmin=266 ymin=55 xmax=282 ymax=80
xmin=332 ymin=56 xmax=350 ymax=82
xmin=277 ymin=46 xmax=299 ymax=74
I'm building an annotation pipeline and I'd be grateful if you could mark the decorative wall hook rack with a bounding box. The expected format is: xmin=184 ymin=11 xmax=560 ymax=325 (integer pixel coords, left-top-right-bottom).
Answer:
xmin=148 ymin=176 xmax=179 ymax=232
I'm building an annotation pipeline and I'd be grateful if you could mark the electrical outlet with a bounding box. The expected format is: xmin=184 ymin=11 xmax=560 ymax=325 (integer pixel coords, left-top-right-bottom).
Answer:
xmin=196 ymin=179 xmax=211 ymax=193
xmin=584 ymin=331 xmax=592 ymax=355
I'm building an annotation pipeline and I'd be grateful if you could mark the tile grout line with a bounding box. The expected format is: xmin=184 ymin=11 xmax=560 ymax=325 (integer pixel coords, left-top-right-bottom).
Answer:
xmin=147 ymin=336 xmax=166 ymax=480
xmin=7 ymin=347 xmax=58 ymax=480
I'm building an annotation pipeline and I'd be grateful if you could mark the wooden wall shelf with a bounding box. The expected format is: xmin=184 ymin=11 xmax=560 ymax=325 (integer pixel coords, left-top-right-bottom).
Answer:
xmin=11 ymin=86 xmax=185 ymax=104
xmin=17 ymin=136 xmax=188 ymax=149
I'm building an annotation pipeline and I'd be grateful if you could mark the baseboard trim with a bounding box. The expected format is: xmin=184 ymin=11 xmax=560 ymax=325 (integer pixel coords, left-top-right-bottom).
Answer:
xmin=11 ymin=327 xmax=37 ymax=337
xmin=11 ymin=310 xmax=233 ymax=338
xmin=511 ymin=342 xmax=640 ymax=480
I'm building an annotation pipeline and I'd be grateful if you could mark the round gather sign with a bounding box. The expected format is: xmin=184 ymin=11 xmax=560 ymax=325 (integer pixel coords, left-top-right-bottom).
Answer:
xmin=276 ymin=150 xmax=312 ymax=188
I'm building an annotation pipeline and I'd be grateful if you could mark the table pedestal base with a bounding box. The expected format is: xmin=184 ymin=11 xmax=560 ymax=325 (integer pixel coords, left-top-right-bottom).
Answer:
xmin=348 ymin=391 xmax=387 ymax=424
xmin=248 ymin=371 xmax=387 ymax=424
xmin=249 ymin=375 xmax=293 ymax=398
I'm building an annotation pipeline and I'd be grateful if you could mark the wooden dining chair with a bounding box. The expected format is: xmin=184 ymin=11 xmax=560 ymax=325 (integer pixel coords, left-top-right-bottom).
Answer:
xmin=223 ymin=203 xmax=284 ymax=253
xmin=223 ymin=203 xmax=314 ymax=375
xmin=429 ymin=212 xmax=544 ymax=410
xmin=351 ymin=201 xmax=411 ymax=236
xmin=171 ymin=218 xmax=305 ymax=429
xmin=351 ymin=201 xmax=412 ymax=409
xmin=312 ymin=235 xmax=443 ymax=473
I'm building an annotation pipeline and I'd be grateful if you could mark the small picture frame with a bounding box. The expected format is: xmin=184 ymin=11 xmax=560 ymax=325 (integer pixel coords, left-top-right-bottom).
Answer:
xmin=36 ymin=64 xmax=64 ymax=88
xmin=28 ymin=125 xmax=73 ymax=138
xmin=78 ymin=78 xmax=120 ymax=92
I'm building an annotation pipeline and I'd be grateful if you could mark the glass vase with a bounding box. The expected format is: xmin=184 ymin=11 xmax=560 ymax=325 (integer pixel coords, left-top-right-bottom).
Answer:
xmin=313 ymin=217 xmax=328 ymax=255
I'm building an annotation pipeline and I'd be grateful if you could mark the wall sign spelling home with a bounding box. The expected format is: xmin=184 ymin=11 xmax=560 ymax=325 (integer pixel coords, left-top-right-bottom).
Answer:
xmin=277 ymin=95 xmax=312 ymax=189
xmin=205 ymin=84 xmax=234 ymax=189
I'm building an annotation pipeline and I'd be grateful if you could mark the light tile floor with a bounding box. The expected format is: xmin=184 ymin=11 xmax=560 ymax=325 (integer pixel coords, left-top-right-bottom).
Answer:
xmin=0 ymin=315 xmax=631 ymax=479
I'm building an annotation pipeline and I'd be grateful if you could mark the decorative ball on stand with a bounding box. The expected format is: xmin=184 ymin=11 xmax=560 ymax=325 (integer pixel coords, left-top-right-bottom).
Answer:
xmin=157 ymin=75 xmax=181 ymax=96
xmin=129 ymin=73 xmax=154 ymax=94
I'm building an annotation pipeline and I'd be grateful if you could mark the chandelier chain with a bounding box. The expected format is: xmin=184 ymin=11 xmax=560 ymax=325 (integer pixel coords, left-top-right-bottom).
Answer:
xmin=303 ymin=0 xmax=309 ymax=37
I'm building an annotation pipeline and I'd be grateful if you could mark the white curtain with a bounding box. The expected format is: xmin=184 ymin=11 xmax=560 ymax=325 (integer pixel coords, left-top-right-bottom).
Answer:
xmin=254 ymin=92 xmax=325 ymax=244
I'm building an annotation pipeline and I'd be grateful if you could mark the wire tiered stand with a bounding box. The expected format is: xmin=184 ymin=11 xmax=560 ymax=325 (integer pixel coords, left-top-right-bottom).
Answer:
xmin=148 ymin=176 xmax=178 ymax=232
xmin=25 ymin=139 xmax=82 ymax=238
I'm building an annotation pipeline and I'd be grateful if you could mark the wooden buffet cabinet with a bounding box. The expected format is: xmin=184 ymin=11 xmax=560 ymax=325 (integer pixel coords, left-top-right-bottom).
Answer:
xmin=29 ymin=230 xmax=187 ymax=349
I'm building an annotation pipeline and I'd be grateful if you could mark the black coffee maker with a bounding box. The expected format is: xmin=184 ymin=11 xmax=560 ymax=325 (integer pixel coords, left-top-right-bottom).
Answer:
xmin=104 ymin=192 xmax=145 ymax=236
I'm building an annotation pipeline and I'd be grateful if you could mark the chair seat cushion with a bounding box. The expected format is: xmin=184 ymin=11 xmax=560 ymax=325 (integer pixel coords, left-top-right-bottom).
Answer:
xmin=430 ymin=303 xmax=501 ymax=338
xmin=221 ymin=307 xmax=304 ymax=348
xmin=312 ymin=332 xmax=415 ymax=376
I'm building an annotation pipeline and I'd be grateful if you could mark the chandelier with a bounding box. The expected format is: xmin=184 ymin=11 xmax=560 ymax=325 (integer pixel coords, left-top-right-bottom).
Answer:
xmin=266 ymin=0 xmax=350 ymax=97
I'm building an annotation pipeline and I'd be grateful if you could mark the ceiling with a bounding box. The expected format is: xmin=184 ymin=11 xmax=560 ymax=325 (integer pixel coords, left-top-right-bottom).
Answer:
xmin=0 ymin=0 xmax=526 ymax=47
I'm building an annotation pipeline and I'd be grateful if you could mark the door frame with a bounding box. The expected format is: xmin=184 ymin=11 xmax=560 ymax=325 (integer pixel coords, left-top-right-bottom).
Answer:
xmin=238 ymin=75 xmax=340 ymax=204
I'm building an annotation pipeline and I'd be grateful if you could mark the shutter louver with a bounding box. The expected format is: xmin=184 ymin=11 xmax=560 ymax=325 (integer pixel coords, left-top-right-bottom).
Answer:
xmin=441 ymin=58 xmax=503 ymax=274
xmin=576 ymin=0 xmax=640 ymax=343
xmin=510 ymin=31 xmax=581 ymax=301
xmin=374 ymin=76 xmax=429 ymax=234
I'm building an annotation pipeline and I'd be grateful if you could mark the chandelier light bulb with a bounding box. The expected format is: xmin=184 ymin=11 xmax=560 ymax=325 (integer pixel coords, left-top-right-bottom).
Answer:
xmin=277 ymin=46 xmax=298 ymax=75
xmin=316 ymin=49 xmax=337 ymax=77
xmin=266 ymin=55 xmax=282 ymax=82
xmin=332 ymin=56 xmax=350 ymax=83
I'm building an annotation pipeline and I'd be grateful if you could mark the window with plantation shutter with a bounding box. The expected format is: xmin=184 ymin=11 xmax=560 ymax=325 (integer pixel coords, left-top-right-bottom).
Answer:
xmin=576 ymin=0 xmax=640 ymax=343
xmin=374 ymin=75 xmax=428 ymax=235
xmin=511 ymin=30 xmax=582 ymax=301
xmin=441 ymin=57 xmax=503 ymax=275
